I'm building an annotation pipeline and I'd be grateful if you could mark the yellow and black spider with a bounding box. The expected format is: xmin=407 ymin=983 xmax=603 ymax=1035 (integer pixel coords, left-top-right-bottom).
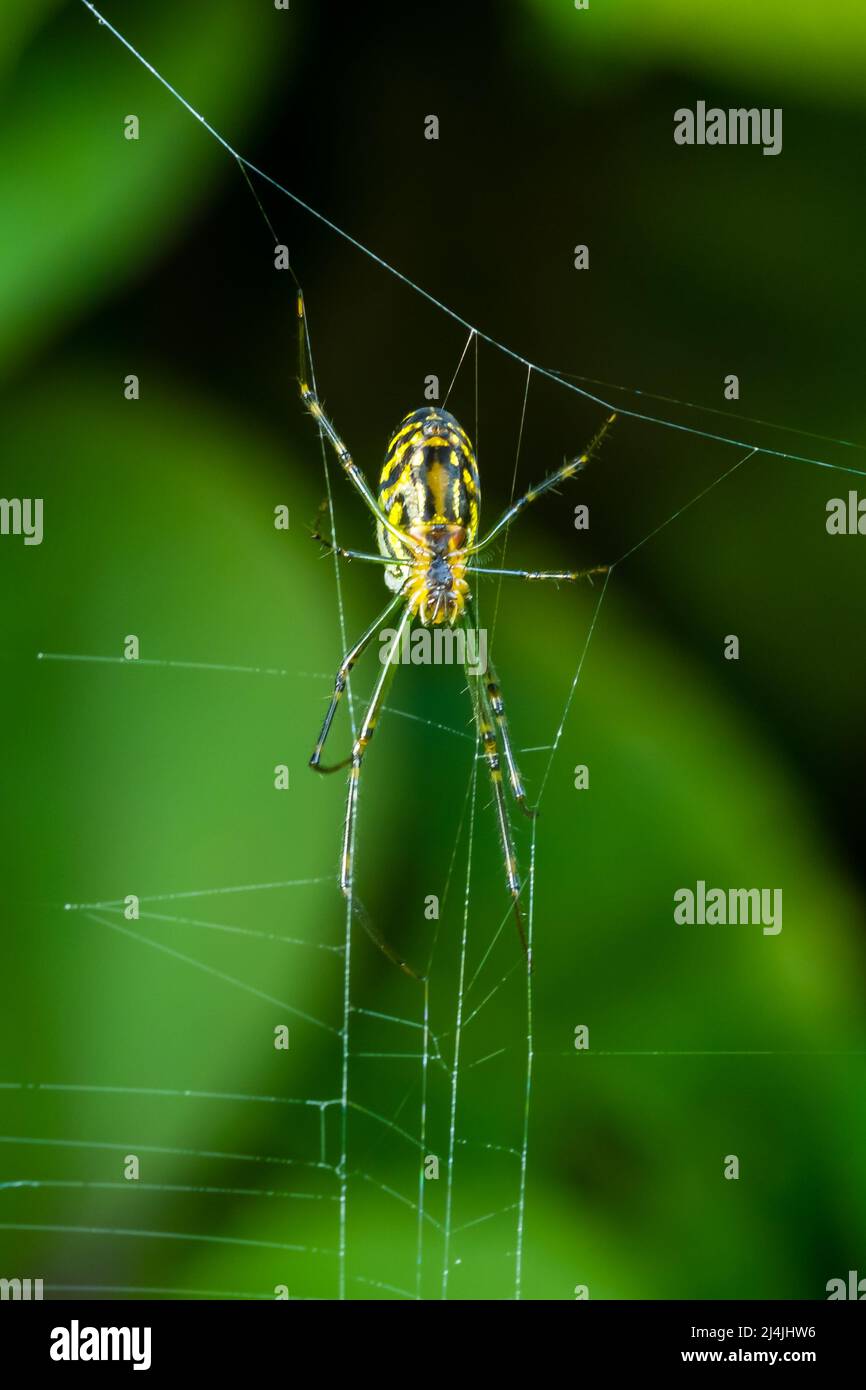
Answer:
xmin=298 ymin=290 xmax=614 ymax=977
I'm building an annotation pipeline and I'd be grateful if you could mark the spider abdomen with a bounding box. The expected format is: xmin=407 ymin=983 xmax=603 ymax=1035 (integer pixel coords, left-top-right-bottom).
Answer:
xmin=377 ymin=406 xmax=479 ymax=545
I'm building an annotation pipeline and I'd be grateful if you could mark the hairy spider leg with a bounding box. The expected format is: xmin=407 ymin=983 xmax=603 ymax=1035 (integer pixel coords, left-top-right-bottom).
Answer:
xmin=310 ymin=593 xmax=403 ymax=773
xmin=310 ymin=525 xmax=607 ymax=583
xmin=297 ymin=291 xmax=427 ymax=556
xmin=468 ymin=563 xmax=609 ymax=583
xmin=339 ymin=605 xmax=422 ymax=979
xmin=464 ymin=598 xmax=535 ymax=818
xmin=469 ymin=669 xmax=530 ymax=967
xmin=468 ymin=411 xmax=617 ymax=555
xmin=311 ymin=525 xmax=405 ymax=568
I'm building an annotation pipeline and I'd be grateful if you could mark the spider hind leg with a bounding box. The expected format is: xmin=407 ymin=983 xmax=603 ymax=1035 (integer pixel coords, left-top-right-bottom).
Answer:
xmin=470 ymin=672 xmax=532 ymax=971
xmin=337 ymin=606 xmax=424 ymax=981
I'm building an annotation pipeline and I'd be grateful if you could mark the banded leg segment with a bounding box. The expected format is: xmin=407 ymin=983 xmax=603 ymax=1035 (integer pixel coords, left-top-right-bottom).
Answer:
xmin=467 ymin=564 xmax=609 ymax=583
xmin=309 ymin=593 xmax=403 ymax=773
xmin=340 ymin=607 xmax=421 ymax=979
xmin=470 ymin=672 xmax=530 ymax=965
xmin=311 ymin=527 xmax=407 ymax=569
xmin=297 ymin=292 xmax=419 ymax=555
xmin=465 ymin=600 xmax=535 ymax=818
xmin=468 ymin=410 xmax=617 ymax=555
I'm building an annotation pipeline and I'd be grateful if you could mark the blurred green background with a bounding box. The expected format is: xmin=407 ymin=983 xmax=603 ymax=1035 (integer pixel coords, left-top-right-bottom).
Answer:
xmin=1 ymin=0 xmax=865 ymax=1301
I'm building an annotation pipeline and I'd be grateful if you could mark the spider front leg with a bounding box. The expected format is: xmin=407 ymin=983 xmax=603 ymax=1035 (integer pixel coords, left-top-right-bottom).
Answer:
xmin=310 ymin=593 xmax=402 ymax=772
xmin=296 ymin=291 xmax=412 ymax=555
xmin=469 ymin=672 xmax=530 ymax=967
xmin=339 ymin=606 xmax=422 ymax=980
xmin=467 ymin=410 xmax=617 ymax=554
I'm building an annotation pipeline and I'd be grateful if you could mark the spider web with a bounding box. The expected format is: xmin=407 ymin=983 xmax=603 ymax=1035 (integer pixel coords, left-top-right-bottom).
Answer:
xmin=2 ymin=0 xmax=865 ymax=1303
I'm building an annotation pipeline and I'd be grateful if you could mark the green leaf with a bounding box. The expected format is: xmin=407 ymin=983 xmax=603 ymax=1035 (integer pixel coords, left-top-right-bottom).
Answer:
xmin=0 ymin=0 xmax=288 ymax=375
xmin=524 ymin=0 xmax=866 ymax=104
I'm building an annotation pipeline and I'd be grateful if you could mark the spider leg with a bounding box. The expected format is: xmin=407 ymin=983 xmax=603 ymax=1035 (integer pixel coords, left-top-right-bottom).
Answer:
xmin=466 ymin=410 xmax=617 ymax=555
xmin=340 ymin=605 xmax=422 ymax=980
xmin=297 ymin=291 xmax=420 ymax=555
xmin=467 ymin=564 xmax=609 ymax=583
xmin=310 ymin=527 xmax=406 ymax=568
xmin=309 ymin=592 xmax=403 ymax=773
xmin=469 ymin=671 xmax=531 ymax=968
xmin=465 ymin=599 xmax=536 ymax=818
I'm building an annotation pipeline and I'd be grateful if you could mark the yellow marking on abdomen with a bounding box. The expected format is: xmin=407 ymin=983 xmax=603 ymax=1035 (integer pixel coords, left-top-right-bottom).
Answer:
xmin=425 ymin=460 xmax=450 ymax=517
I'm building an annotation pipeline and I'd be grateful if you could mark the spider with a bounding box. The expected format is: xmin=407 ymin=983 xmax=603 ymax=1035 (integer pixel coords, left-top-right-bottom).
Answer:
xmin=298 ymin=290 xmax=615 ymax=977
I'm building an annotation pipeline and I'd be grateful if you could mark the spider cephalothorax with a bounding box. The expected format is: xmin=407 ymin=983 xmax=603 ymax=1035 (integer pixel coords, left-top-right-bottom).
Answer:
xmin=402 ymin=524 xmax=470 ymax=626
